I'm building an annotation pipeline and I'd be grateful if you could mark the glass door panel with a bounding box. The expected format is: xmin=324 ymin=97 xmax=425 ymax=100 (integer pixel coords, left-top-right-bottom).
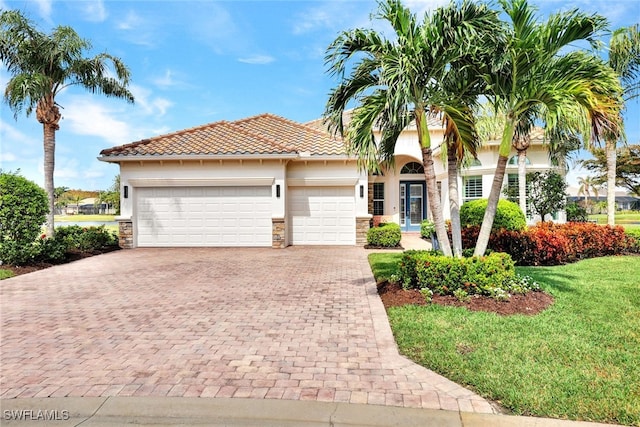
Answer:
xmin=409 ymin=184 xmax=423 ymax=226
xmin=399 ymin=184 xmax=406 ymax=227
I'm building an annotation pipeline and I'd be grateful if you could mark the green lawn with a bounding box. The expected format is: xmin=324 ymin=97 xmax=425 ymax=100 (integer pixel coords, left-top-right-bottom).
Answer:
xmin=0 ymin=269 xmax=14 ymax=280
xmin=369 ymin=253 xmax=640 ymax=425
xmin=589 ymin=212 xmax=640 ymax=231
xmin=55 ymin=214 xmax=115 ymax=222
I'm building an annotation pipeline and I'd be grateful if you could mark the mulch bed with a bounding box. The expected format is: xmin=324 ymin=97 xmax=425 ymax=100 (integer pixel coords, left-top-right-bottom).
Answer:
xmin=2 ymin=247 xmax=120 ymax=278
xmin=378 ymin=280 xmax=554 ymax=316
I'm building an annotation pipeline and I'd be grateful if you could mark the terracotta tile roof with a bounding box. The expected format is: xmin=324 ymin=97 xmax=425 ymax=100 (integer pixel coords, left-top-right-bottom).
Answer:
xmin=100 ymin=114 xmax=345 ymax=158
xmin=235 ymin=114 xmax=345 ymax=156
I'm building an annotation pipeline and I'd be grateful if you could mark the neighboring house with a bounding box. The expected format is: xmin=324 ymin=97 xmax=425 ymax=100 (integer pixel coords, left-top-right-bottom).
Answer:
xmin=99 ymin=113 xmax=555 ymax=248
xmin=63 ymin=198 xmax=115 ymax=215
xmin=567 ymin=194 xmax=640 ymax=211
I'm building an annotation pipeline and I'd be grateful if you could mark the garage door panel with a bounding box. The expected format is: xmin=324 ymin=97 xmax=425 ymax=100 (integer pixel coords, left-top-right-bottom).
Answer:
xmin=289 ymin=187 xmax=355 ymax=245
xmin=136 ymin=186 xmax=272 ymax=247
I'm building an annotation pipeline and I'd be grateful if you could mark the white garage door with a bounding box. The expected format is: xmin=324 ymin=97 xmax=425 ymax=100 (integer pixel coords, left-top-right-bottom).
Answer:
xmin=289 ymin=187 xmax=355 ymax=245
xmin=136 ymin=186 xmax=272 ymax=247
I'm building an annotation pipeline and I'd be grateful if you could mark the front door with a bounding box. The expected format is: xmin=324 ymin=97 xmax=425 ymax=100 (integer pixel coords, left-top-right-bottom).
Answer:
xmin=399 ymin=182 xmax=427 ymax=232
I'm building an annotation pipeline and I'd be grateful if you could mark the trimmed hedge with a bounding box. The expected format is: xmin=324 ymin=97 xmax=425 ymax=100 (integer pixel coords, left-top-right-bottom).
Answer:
xmin=398 ymin=250 xmax=535 ymax=299
xmin=461 ymin=222 xmax=637 ymax=266
xmin=367 ymin=222 xmax=401 ymax=247
xmin=460 ymin=199 xmax=526 ymax=231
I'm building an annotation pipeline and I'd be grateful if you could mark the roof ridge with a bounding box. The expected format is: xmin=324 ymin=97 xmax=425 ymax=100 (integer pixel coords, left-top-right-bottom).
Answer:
xmin=222 ymin=121 xmax=298 ymax=153
xmin=236 ymin=113 xmax=341 ymax=142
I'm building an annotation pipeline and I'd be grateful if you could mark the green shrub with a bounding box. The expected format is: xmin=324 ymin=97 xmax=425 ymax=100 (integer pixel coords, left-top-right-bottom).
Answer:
xmin=399 ymin=250 xmax=535 ymax=300
xmin=624 ymin=229 xmax=640 ymax=253
xmin=56 ymin=225 xmax=117 ymax=252
xmin=367 ymin=222 xmax=401 ymax=247
xmin=420 ymin=220 xmax=435 ymax=238
xmin=35 ymin=234 xmax=67 ymax=263
xmin=398 ymin=249 xmax=441 ymax=289
xmin=565 ymin=202 xmax=588 ymax=222
xmin=460 ymin=199 xmax=526 ymax=231
xmin=0 ymin=172 xmax=48 ymax=265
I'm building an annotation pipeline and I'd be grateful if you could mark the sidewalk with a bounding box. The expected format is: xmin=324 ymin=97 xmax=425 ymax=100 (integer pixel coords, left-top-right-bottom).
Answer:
xmin=0 ymin=397 xmax=618 ymax=426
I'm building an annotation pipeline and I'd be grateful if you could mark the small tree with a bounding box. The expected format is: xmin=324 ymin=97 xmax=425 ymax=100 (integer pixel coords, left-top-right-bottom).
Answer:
xmin=0 ymin=171 xmax=48 ymax=265
xmin=527 ymin=171 xmax=567 ymax=222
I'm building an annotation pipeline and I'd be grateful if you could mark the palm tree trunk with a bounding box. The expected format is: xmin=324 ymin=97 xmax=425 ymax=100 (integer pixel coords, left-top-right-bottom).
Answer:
xmin=475 ymin=120 xmax=514 ymax=256
xmin=517 ymin=149 xmax=527 ymax=220
xmin=43 ymin=123 xmax=56 ymax=237
xmin=606 ymin=138 xmax=616 ymax=226
xmin=416 ymin=107 xmax=452 ymax=257
xmin=422 ymin=146 xmax=452 ymax=257
xmin=447 ymin=146 xmax=462 ymax=257
xmin=474 ymin=154 xmax=509 ymax=256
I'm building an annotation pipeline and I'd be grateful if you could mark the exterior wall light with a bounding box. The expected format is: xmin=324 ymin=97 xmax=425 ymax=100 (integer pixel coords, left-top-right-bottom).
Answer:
xmin=359 ymin=185 xmax=364 ymax=198
xmin=124 ymin=185 xmax=129 ymax=199
xmin=276 ymin=184 xmax=281 ymax=198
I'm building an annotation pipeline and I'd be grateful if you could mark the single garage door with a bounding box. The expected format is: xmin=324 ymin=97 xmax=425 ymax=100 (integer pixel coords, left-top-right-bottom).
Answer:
xmin=136 ymin=186 xmax=272 ymax=247
xmin=289 ymin=187 xmax=355 ymax=245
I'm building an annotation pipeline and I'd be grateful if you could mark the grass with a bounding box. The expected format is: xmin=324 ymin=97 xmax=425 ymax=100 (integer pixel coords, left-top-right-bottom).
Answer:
xmin=369 ymin=253 xmax=640 ymax=425
xmin=0 ymin=269 xmax=14 ymax=280
xmin=55 ymin=214 xmax=115 ymax=222
xmin=589 ymin=212 xmax=640 ymax=231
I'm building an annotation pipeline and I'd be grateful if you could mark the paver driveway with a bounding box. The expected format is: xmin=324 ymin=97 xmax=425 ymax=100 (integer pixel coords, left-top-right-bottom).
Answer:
xmin=0 ymin=247 xmax=494 ymax=413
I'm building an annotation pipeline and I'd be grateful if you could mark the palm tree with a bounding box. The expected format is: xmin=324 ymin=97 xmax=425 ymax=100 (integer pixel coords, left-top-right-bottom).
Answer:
xmin=578 ymin=176 xmax=599 ymax=211
xmin=0 ymin=10 xmax=134 ymax=236
xmin=473 ymin=0 xmax=623 ymax=256
xmin=603 ymin=24 xmax=640 ymax=225
xmin=324 ymin=0 xmax=498 ymax=257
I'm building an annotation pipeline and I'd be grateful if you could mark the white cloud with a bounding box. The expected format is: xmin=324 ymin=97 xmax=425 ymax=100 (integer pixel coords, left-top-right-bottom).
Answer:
xmin=81 ymin=0 xmax=108 ymax=23
xmin=238 ymin=54 xmax=275 ymax=65
xmin=116 ymin=10 xmax=142 ymax=31
xmin=130 ymin=84 xmax=173 ymax=117
xmin=293 ymin=7 xmax=335 ymax=34
xmin=115 ymin=10 xmax=157 ymax=47
xmin=0 ymin=151 xmax=17 ymax=162
xmin=62 ymin=96 xmax=131 ymax=145
xmin=151 ymin=69 xmax=191 ymax=89
xmin=34 ymin=0 xmax=52 ymax=22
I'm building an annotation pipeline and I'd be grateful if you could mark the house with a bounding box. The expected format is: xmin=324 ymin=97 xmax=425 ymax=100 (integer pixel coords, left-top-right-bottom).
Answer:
xmin=99 ymin=114 xmax=369 ymax=248
xmin=99 ymin=113 xmax=555 ymax=248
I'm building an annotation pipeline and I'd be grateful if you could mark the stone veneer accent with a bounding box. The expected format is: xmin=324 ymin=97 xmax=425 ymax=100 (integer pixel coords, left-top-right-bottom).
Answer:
xmin=272 ymin=218 xmax=286 ymax=248
xmin=356 ymin=216 xmax=371 ymax=246
xmin=117 ymin=219 xmax=133 ymax=249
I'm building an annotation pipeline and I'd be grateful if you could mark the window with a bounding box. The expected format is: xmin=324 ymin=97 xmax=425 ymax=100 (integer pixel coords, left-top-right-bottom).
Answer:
xmin=470 ymin=158 xmax=482 ymax=167
xmin=508 ymin=155 xmax=530 ymax=165
xmin=400 ymin=162 xmax=424 ymax=174
xmin=464 ymin=176 xmax=482 ymax=202
xmin=507 ymin=174 xmax=519 ymax=198
xmin=373 ymin=182 xmax=384 ymax=215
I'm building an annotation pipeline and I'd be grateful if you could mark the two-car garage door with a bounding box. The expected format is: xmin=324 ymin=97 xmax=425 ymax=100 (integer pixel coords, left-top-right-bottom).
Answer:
xmin=136 ymin=186 xmax=272 ymax=247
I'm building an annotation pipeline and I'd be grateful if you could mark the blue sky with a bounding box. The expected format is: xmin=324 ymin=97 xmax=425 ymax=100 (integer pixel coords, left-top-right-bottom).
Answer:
xmin=1 ymin=0 xmax=639 ymax=192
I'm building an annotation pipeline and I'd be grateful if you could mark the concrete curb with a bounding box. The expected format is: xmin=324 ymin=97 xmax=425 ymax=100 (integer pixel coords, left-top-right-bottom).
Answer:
xmin=0 ymin=397 xmax=620 ymax=426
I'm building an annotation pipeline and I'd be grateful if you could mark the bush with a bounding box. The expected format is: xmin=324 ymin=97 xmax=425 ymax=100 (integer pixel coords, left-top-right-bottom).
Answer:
xmin=367 ymin=222 xmax=401 ymax=247
xmin=398 ymin=249 xmax=442 ymax=289
xmin=626 ymin=229 xmax=640 ymax=253
xmin=460 ymin=199 xmax=526 ymax=231
xmin=55 ymin=225 xmax=117 ymax=252
xmin=0 ymin=172 xmax=48 ymax=265
xmin=565 ymin=202 xmax=588 ymax=222
xmin=420 ymin=220 xmax=435 ymax=238
xmin=461 ymin=222 xmax=636 ymax=266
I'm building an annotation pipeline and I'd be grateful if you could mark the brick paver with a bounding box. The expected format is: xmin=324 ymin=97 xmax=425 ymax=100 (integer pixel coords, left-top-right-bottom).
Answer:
xmin=0 ymin=247 xmax=495 ymax=413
